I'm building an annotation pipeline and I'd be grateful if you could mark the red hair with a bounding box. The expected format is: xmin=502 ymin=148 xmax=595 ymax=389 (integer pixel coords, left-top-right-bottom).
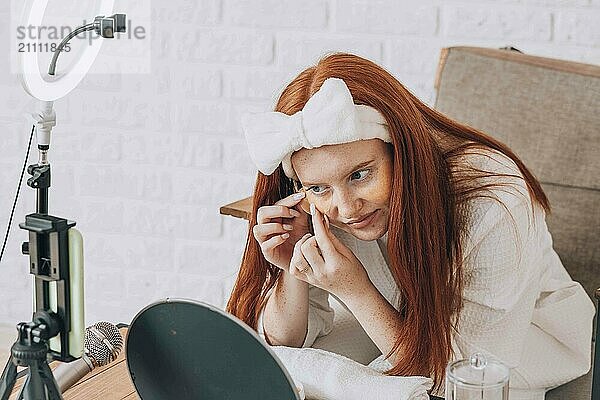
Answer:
xmin=226 ymin=53 xmax=549 ymax=390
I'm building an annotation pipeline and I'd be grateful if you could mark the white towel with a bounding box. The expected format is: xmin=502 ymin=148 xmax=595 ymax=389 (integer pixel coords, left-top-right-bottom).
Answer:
xmin=271 ymin=346 xmax=433 ymax=400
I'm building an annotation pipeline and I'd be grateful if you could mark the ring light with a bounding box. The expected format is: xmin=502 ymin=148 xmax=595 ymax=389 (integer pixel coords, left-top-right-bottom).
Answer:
xmin=17 ymin=0 xmax=115 ymax=101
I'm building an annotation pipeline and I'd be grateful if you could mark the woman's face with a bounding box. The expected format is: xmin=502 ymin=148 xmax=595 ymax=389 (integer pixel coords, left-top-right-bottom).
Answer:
xmin=291 ymin=138 xmax=394 ymax=241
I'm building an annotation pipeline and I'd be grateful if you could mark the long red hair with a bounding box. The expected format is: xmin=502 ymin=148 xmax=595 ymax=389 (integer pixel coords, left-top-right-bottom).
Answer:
xmin=226 ymin=52 xmax=549 ymax=390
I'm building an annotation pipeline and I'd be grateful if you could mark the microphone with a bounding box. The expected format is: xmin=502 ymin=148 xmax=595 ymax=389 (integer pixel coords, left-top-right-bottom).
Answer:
xmin=53 ymin=321 xmax=124 ymax=393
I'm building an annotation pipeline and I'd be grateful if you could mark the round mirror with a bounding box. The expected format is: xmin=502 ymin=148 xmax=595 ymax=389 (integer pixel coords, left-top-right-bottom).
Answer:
xmin=126 ymin=298 xmax=301 ymax=400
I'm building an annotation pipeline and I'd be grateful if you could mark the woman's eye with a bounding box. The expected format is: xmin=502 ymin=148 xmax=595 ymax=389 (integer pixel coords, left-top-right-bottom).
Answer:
xmin=304 ymin=170 xmax=369 ymax=195
xmin=308 ymin=185 xmax=328 ymax=196
xmin=351 ymin=169 xmax=370 ymax=181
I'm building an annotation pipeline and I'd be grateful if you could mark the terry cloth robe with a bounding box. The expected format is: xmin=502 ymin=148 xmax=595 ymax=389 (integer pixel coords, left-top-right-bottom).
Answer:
xmin=257 ymin=149 xmax=595 ymax=400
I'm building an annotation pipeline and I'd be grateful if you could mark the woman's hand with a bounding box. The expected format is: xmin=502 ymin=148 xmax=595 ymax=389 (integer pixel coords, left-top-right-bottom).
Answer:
xmin=253 ymin=192 xmax=311 ymax=271
xmin=289 ymin=204 xmax=373 ymax=300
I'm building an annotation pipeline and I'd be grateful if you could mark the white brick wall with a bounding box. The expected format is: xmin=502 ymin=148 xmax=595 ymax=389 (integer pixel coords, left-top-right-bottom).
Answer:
xmin=0 ymin=0 xmax=598 ymax=329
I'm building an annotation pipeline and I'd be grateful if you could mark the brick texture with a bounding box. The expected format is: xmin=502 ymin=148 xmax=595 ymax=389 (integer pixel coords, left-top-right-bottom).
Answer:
xmin=0 ymin=0 xmax=598 ymax=328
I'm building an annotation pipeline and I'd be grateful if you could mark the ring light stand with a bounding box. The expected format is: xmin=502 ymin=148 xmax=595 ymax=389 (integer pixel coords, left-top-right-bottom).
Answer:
xmin=0 ymin=2 xmax=126 ymax=398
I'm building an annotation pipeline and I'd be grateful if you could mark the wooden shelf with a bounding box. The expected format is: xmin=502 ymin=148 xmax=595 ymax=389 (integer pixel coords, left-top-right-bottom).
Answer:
xmin=219 ymin=196 xmax=253 ymax=221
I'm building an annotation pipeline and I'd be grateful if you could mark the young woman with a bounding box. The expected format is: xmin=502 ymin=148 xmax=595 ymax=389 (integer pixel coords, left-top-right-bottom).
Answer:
xmin=226 ymin=53 xmax=594 ymax=398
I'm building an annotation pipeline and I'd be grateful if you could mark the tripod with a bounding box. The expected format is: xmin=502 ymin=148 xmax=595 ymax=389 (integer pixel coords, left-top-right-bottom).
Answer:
xmin=0 ymin=313 xmax=62 ymax=400
xmin=0 ymin=159 xmax=80 ymax=400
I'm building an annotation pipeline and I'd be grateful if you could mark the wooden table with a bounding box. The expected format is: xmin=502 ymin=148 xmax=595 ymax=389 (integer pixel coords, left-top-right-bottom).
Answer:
xmin=10 ymin=328 xmax=138 ymax=400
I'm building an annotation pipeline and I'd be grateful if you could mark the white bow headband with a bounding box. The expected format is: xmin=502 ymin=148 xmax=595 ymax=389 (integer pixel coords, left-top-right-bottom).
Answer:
xmin=241 ymin=77 xmax=391 ymax=180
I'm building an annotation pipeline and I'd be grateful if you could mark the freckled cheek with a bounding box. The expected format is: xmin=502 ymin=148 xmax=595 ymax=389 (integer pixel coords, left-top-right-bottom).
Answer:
xmin=302 ymin=193 xmax=331 ymax=214
xmin=364 ymin=170 xmax=393 ymax=206
xmin=370 ymin=183 xmax=391 ymax=205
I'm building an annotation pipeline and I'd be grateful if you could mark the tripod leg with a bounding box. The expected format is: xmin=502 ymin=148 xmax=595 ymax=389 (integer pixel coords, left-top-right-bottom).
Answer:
xmin=15 ymin=373 xmax=28 ymax=400
xmin=17 ymin=361 xmax=63 ymax=400
xmin=21 ymin=362 xmax=49 ymax=400
xmin=0 ymin=356 xmax=18 ymax=400
xmin=39 ymin=362 xmax=61 ymax=400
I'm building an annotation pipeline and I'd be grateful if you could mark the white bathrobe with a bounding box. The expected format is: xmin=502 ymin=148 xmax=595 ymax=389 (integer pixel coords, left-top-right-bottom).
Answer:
xmin=258 ymin=149 xmax=595 ymax=400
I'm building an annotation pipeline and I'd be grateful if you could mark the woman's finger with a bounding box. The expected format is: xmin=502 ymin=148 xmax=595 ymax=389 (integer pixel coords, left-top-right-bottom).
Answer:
xmin=322 ymin=214 xmax=349 ymax=254
xmin=259 ymin=232 xmax=290 ymax=254
xmin=309 ymin=204 xmax=337 ymax=260
xmin=253 ymin=222 xmax=293 ymax=242
xmin=274 ymin=191 xmax=306 ymax=207
xmin=290 ymin=233 xmax=312 ymax=275
xmin=257 ymin=204 xmax=302 ymax=224
xmin=301 ymin=236 xmax=325 ymax=274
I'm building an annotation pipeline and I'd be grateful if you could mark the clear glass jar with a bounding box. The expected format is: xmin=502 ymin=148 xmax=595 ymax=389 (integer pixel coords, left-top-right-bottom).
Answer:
xmin=445 ymin=353 xmax=510 ymax=400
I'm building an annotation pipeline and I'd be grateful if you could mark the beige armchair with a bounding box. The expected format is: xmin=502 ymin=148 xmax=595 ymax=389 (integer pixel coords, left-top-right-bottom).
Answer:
xmin=434 ymin=46 xmax=599 ymax=399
